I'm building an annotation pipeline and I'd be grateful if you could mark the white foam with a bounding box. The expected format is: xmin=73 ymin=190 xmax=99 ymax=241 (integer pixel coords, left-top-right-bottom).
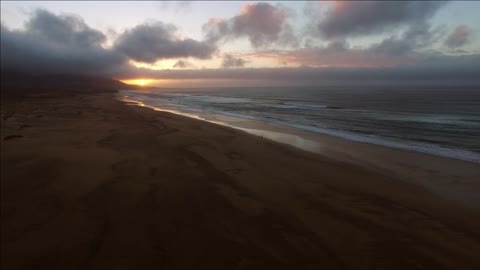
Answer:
xmin=117 ymin=90 xmax=480 ymax=163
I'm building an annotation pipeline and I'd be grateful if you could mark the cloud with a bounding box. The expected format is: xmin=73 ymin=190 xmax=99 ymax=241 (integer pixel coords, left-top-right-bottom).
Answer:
xmin=445 ymin=25 xmax=471 ymax=48
xmin=159 ymin=1 xmax=192 ymax=13
xmin=245 ymin=44 xmax=411 ymax=68
xmin=371 ymin=21 xmax=445 ymax=54
xmin=1 ymin=10 xmax=127 ymax=76
xmin=244 ymin=23 xmax=445 ymax=69
xmin=25 ymin=9 xmax=107 ymax=48
xmin=172 ymin=60 xmax=195 ymax=69
xmin=221 ymin=54 xmax=247 ymax=68
xmin=114 ymin=22 xmax=216 ymax=63
xmin=258 ymin=17 xmax=450 ymax=69
xmin=115 ymin=54 xmax=480 ymax=86
xmin=1 ymin=9 xmax=216 ymax=76
xmin=1 ymin=7 xmax=478 ymax=87
xmin=315 ymin=1 xmax=446 ymax=39
xmin=203 ymin=3 xmax=296 ymax=48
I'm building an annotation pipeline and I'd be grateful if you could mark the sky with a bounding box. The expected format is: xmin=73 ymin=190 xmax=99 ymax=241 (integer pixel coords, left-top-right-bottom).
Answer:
xmin=1 ymin=1 xmax=480 ymax=87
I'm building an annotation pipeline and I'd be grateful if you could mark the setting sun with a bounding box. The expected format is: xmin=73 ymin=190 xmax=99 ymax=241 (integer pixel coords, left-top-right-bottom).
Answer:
xmin=120 ymin=79 xmax=155 ymax=87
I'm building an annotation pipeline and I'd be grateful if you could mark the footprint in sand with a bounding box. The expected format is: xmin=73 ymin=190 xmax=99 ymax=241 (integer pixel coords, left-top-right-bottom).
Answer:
xmin=149 ymin=167 xmax=158 ymax=177
xmin=225 ymin=168 xmax=243 ymax=175
xmin=3 ymin=135 xmax=23 ymax=141
xmin=19 ymin=124 xmax=32 ymax=130
xmin=226 ymin=151 xmax=242 ymax=160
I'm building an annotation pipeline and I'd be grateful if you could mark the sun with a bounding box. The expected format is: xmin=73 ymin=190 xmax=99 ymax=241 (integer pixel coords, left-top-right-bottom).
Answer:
xmin=120 ymin=79 xmax=155 ymax=87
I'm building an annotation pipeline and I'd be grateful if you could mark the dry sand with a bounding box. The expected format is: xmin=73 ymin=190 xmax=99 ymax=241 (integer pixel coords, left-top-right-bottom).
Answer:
xmin=1 ymin=92 xmax=480 ymax=269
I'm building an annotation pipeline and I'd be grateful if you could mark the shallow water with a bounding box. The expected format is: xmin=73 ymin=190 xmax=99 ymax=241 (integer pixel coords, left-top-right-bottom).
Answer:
xmin=118 ymin=85 xmax=480 ymax=163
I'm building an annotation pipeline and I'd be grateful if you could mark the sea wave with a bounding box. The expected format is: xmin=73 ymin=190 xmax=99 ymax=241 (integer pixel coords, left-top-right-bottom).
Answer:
xmin=118 ymin=89 xmax=480 ymax=163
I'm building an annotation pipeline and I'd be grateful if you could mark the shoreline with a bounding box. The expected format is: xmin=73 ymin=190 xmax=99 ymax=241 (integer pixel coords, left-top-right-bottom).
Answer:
xmin=117 ymin=90 xmax=480 ymax=164
xmin=118 ymin=93 xmax=480 ymax=208
xmin=2 ymin=91 xmax=480 ymax=269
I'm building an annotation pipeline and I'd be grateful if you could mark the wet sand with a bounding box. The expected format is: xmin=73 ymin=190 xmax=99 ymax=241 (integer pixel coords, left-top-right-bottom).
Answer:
xmin=2 ymin=92 xmax=480 ymax=269
xmin=121 ymin=97 xmax=480 ymax=208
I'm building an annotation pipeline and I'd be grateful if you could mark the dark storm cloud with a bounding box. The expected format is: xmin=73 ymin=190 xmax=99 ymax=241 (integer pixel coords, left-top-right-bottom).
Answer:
xmin=203 ymin=3 xmax=296 ymax=48
xmin=26 ymin=9 xmax=107 ymax=47
xmin=221 ymin=54 xmax=247 ymax=68
xmin=445 ymin=25 xmax=471 ymax=48
xmin=1 ymin=9 xmax=216 ymax=76
xmin=0 ymin=10 xmax=127 ymax=76
xmin=114 ymin=22 xmax=216 ymax=63
xmin=316 ymin=1 xmax=447 ymax=39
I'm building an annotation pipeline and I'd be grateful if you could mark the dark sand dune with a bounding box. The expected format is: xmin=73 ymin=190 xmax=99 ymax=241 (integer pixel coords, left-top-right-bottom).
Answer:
xmin=1 ymin=92 xmax=480 ymax=270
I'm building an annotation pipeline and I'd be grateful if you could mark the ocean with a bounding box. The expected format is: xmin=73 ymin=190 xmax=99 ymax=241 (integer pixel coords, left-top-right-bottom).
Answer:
xmin=118 ymin=85 xmax=480 ymax=163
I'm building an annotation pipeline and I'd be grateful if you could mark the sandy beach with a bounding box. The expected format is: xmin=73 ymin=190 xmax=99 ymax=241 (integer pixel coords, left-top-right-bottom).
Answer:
xmin=2 ymin=91 xmax=480 ymax=270
xmin=121 ymin=95 xmax=480 ymax=208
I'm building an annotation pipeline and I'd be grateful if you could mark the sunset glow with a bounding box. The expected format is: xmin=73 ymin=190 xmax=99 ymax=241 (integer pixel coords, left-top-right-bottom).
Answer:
xmin=1 ymin=1 xmax=479 ymax=86
xmin=120 ymin=79 xmax=156 ymax=86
